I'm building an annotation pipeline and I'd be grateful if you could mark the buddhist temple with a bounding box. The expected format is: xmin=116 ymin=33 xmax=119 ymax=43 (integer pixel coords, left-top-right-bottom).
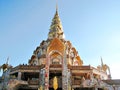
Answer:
xmin=0 ymin=6 xmax=120 ymax=90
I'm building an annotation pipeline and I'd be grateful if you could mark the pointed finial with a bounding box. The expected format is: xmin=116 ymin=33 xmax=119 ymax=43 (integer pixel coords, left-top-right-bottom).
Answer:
xmin=56 ymin=0 xmax=58 ymax=11
xmin=6 ymin=57 xmax=9 ymax=64
xmin=101 ymin=56 xmax=103 ymax=67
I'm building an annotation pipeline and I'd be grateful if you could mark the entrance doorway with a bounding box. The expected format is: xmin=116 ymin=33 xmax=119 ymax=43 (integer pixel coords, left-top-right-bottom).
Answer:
xmin=49 ymin=72 xmax=62 ymax=89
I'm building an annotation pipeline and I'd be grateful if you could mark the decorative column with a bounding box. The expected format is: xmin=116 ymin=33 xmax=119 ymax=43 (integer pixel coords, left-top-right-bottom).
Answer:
xmin=18 ymin=72 xmax=22 ymax=80
xmin=45 ymin=55 xmax=50 ymax=90
xmin=62 ymin=43 xmax=68 ymax=90
xmin=68 ymin=69 xmax=71 ymax=90
xmin=39 ymin=68 xmax=45 ymax=89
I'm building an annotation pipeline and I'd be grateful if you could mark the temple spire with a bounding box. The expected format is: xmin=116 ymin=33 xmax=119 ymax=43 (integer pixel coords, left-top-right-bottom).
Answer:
xmin=48 ymin=5 xmax=65 ymax=39
xmin=101 ymin=57 xmax=104 ymax=67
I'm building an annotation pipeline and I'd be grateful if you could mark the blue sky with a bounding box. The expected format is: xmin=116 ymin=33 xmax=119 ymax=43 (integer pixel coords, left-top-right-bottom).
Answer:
xmin=0 ymin=0 xmax=120 ymax=79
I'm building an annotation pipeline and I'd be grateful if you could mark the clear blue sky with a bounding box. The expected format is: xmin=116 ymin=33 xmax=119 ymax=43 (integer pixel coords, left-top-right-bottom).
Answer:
xmin=0 ymin=0 xmax=120 ymax=79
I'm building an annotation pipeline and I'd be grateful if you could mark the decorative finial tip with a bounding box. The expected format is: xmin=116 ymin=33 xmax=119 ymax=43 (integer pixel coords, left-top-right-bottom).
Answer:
xmin=6 ymin=57 xmax=9 ymax=64
xmin=56 ymin=3 xmax=58 ymax=11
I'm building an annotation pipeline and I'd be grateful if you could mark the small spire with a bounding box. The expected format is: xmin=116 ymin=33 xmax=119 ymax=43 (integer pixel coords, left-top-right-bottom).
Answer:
xmin=101 ymin=56 xmax=104 ymax=67
xmin=55 ymin=1 xmax=58 ymax=16
xmin=56 ymin=0 xmax=58 ymax=11
xmin=6 ymin=57 xmax=9 ymax=64
xmin=56 ymin=1 xmax=58 ymax=12
xmin=48 ymin=3 xmax=65 ymax=39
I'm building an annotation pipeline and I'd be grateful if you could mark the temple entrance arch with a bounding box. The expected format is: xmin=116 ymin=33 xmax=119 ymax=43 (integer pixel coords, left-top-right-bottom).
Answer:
xmin=49 ymin=51 xmax=63 ymax=65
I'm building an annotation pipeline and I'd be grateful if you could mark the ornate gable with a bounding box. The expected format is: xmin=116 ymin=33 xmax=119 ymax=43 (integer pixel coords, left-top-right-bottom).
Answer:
xmin=47 ymin=38 xmax=65 ymax=55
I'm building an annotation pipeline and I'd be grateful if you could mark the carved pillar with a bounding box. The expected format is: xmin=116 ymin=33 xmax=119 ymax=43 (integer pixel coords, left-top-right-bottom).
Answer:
xmin=45 ymin=55 xmax=50 ymax=90
xmin=68 ymin=69 xmax=71 ymax=90
xmin=18 ymin=72 xmax=22 ymax=80
xmin=39 ymin=68 xmax=45 ymax=89
xmin=62 ymin=45 xmax=68 ymax=90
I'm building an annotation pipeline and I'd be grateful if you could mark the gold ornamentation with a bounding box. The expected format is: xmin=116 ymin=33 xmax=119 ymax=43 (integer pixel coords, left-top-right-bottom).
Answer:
xmin=48 ymin=38 xmax=65 ymax=55
xmin=102 ymin=64 xmax=109 ymax=71
xmin=38 ymin=85 xmax=43 ymax=90
xmin=76 ymin=56 xmax=83 ymax=66
xmin=53 ymin=76 xmax=58 ymax=90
